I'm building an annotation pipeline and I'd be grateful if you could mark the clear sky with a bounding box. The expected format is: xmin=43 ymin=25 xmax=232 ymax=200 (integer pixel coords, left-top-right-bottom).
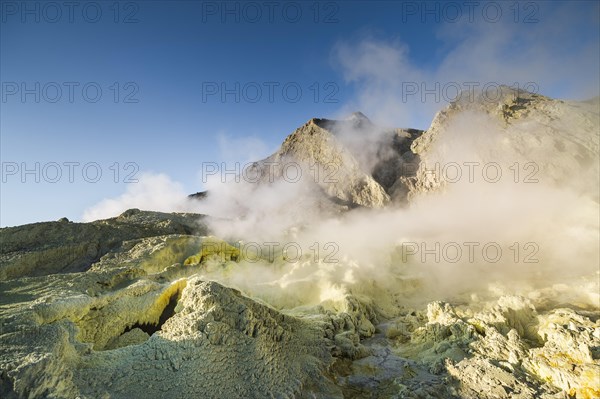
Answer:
xmin=1 ymin=0 xmax=599 ymax=227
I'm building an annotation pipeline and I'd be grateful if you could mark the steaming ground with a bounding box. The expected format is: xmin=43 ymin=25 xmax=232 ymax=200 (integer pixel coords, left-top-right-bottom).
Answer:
xmin=1 ymin=88 xmax=599 ymax=398
xmin=199 ymin=88 xmax=599 ymax=306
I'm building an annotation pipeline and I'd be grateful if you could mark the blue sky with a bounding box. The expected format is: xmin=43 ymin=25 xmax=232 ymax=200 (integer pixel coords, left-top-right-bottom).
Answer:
xmin=1 ymin=0 xmax=599 ymax=226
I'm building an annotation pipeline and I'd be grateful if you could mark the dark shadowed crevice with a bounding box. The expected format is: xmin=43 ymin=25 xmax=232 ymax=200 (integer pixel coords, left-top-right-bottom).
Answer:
xmin=0 ymin=370 xmax=18 ymax=399
xmin=123 ymin=291 xmax=180 ymax=336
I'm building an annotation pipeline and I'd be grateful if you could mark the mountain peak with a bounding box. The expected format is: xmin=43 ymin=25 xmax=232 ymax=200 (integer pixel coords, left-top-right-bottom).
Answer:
xmin=348 ymin=111 xmax=370 ymax=122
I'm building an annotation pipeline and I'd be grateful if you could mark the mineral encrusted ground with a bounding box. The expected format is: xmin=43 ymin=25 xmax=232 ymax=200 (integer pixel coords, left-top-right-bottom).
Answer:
xmin=1 ymin=212 xmax=598 ymax=398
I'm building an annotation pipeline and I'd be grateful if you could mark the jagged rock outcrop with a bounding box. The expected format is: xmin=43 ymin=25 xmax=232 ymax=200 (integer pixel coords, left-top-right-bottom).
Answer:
xmin=193 ymin=89 xmax=599 ymax=208
xmin=405 ymin=86 xmax=600 ymax=198
xmin=196 ymin=113 xmax=424 ymax=210
xmin=387 ymin=296 xmax=600 ymax=398
xmin=248 ymin=117 xmax=390 ymax=209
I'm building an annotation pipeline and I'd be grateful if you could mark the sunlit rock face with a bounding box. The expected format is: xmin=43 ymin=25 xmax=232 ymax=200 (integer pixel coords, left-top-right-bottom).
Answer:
xmin=407 ymin=86 xmax=599 ymax=198
xmin=1 ymin=89 xmax=599 ymax=398
xmin=207 ymin=113 xmax=425 ymax=213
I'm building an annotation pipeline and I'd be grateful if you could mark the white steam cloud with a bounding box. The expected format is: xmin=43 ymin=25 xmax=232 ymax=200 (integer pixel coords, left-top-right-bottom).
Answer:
xmin=332 ymin=2 xmax=599 ymax=128
xmin=185 ymin=102 xmax=598 ymax=311
xmin=82 ymin=173 xmax=197 ymax=222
